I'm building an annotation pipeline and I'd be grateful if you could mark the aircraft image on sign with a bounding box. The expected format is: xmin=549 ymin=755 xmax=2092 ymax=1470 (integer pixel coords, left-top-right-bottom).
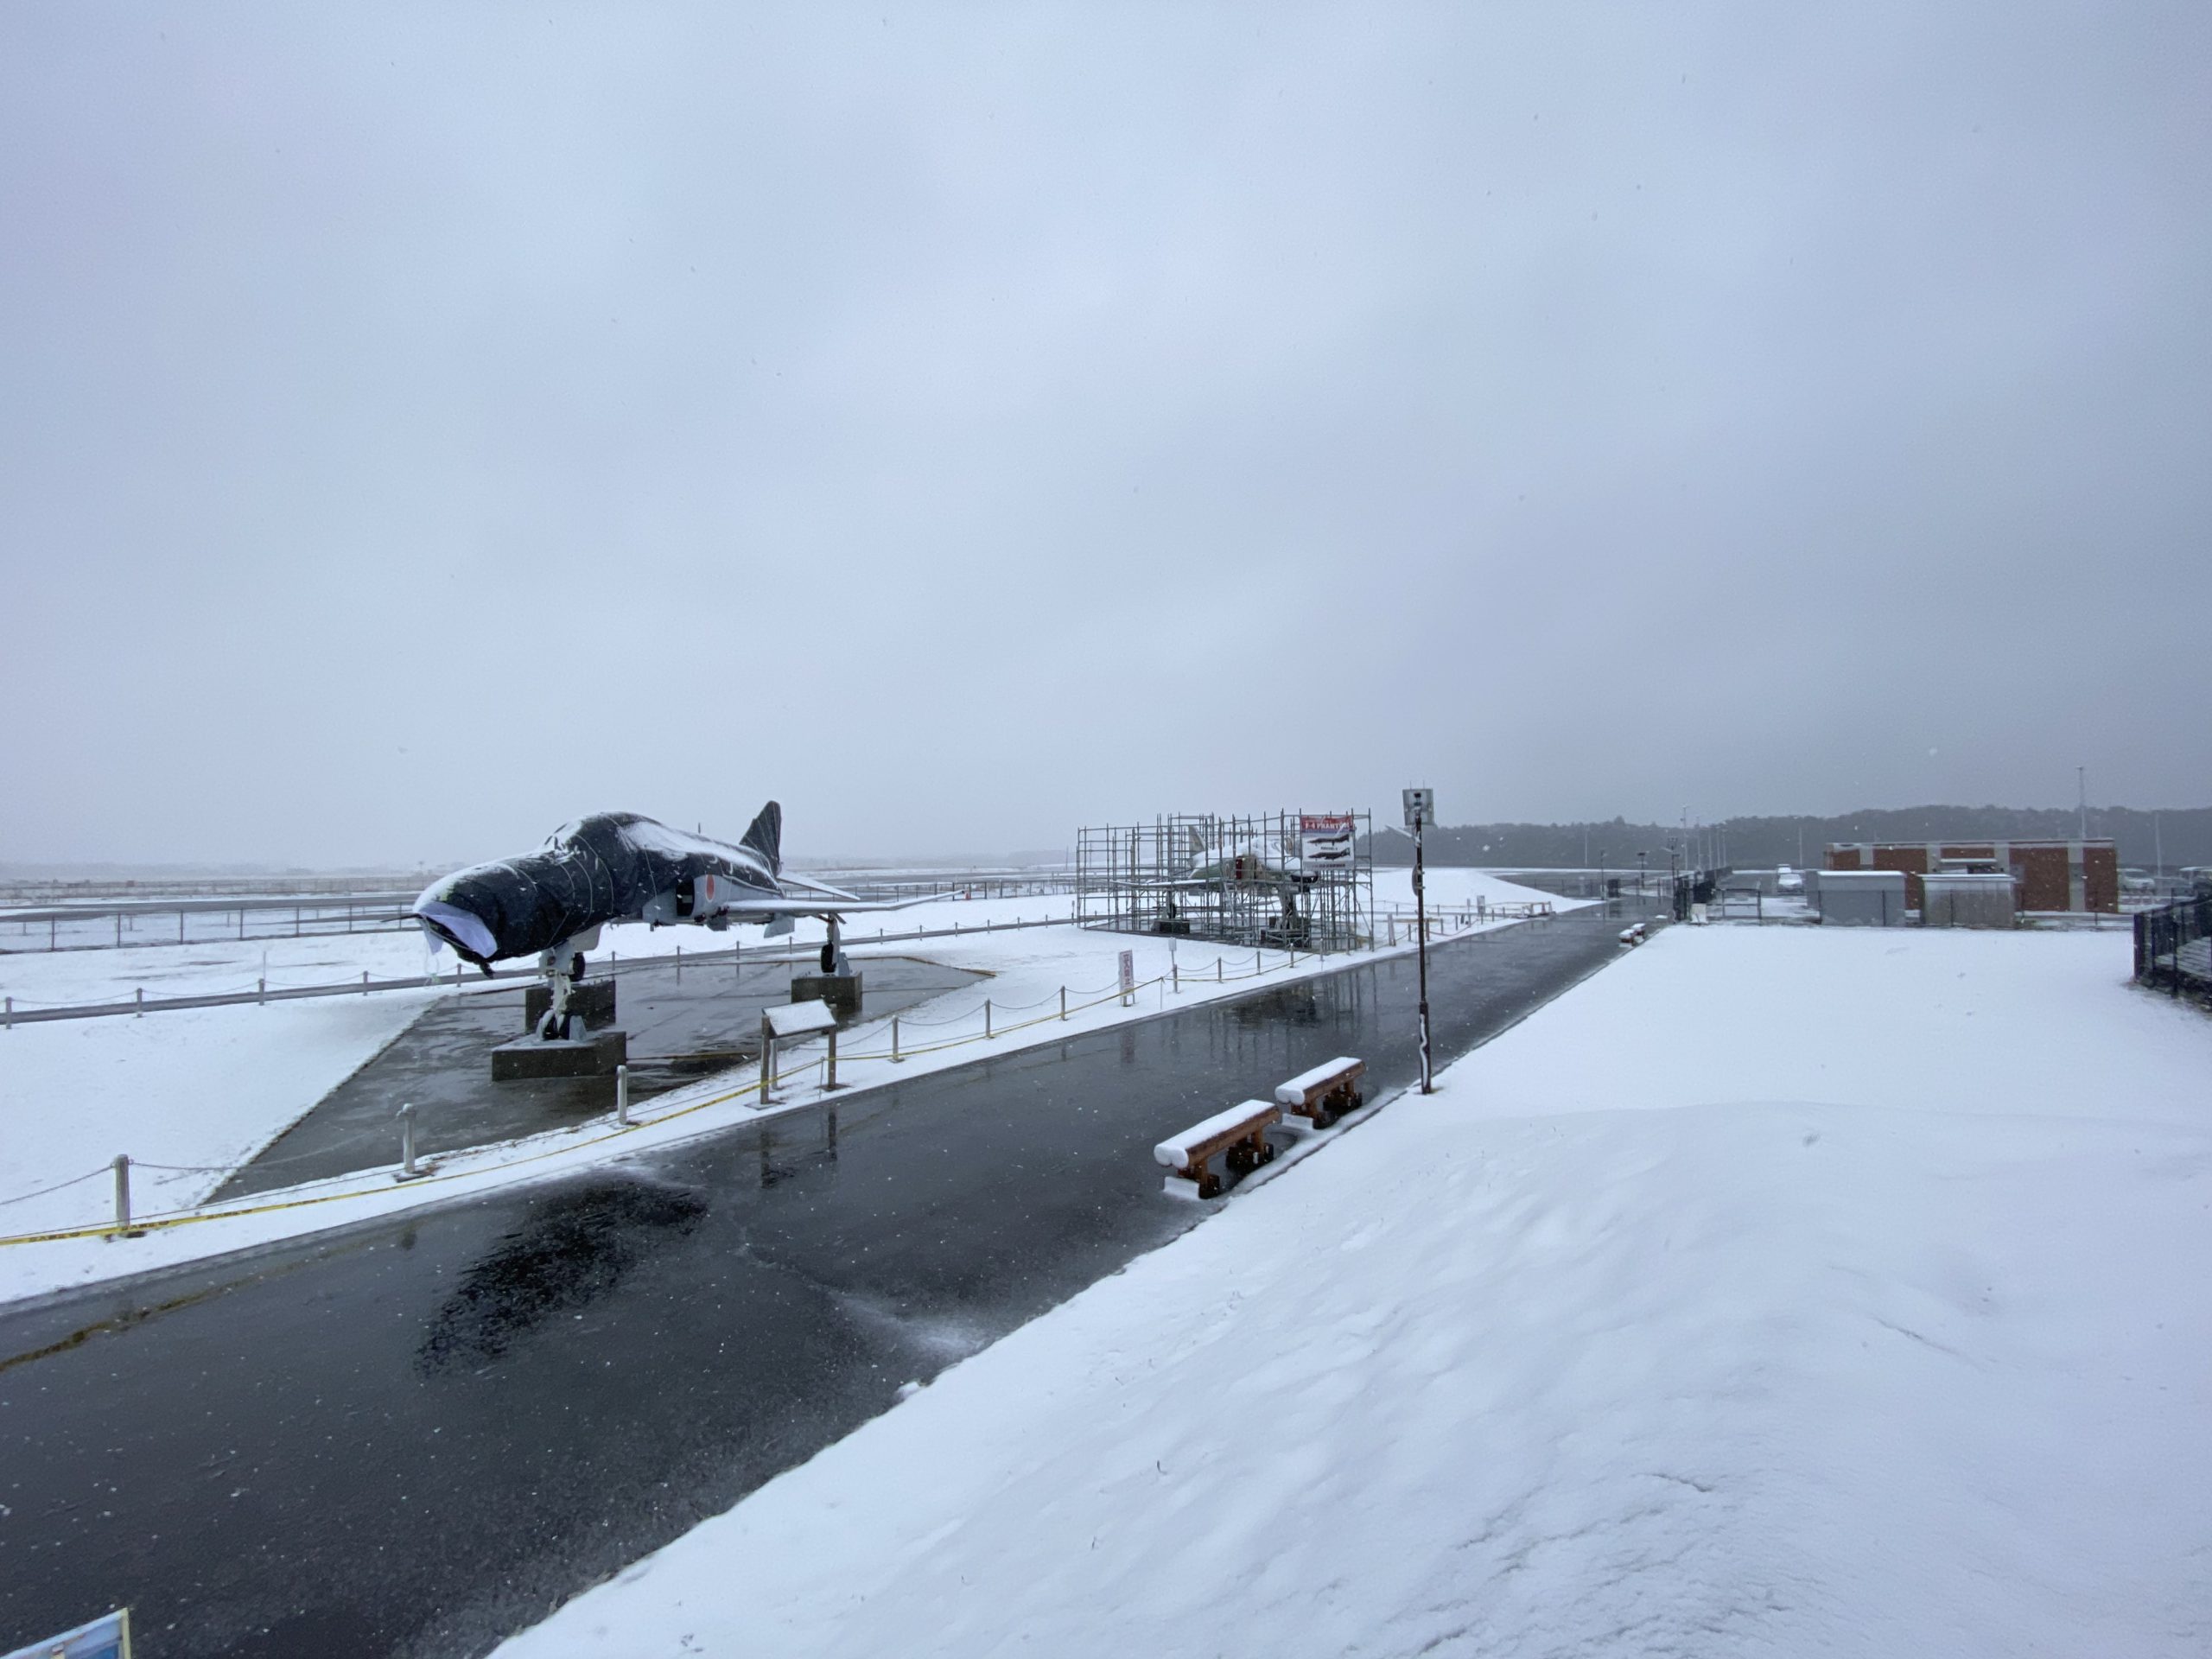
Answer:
xmin=412 ymin=804 xmax=912 ymax=1039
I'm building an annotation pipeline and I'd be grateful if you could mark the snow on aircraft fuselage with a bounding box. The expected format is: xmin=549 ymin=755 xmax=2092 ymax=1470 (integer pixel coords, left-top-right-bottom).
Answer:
xmin=1172 ymin=826 xmax=1306 ymax=887
xmin=413 ymin=804 xmax=905 ymax=1039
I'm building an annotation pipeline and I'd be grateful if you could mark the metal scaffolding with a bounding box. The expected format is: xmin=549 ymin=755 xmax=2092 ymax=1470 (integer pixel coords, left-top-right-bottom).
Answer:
xmin=1073 ymin=810 xmax=1374 ymax=953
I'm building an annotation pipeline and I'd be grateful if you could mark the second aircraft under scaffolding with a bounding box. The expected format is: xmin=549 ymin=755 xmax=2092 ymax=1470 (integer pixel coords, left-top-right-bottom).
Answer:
xmin=1073 ymin=811 xmax=1374 ymax=954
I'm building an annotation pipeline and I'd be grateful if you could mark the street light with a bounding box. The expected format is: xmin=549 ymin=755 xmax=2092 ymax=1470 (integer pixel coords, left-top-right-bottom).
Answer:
xmin=1403 ymin=787 xmax=1434 ymax=1094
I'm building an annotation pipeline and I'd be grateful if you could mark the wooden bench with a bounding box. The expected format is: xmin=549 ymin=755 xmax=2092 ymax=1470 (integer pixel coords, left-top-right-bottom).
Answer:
xmin=1274 ymin=1056 xmax=1365 ymax=1128
xmin=1154 ymin=1100 xmax=1281 ymax=1198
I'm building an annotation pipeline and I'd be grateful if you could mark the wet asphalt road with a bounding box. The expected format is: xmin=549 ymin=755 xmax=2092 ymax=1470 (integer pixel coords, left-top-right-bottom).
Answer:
xmin=0 ymin=906 xmax=1643 ymax=1658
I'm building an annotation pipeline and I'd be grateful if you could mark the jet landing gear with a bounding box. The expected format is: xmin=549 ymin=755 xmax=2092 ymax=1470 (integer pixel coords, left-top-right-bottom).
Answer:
xmin=792 ymin=915 xmax=862 ymax=1018
xmin=539 ymin=948 xmax=588 ymax=1040
xmin=493 ymin=926 xmax=626 ymax=1081
xmin=534 ymin=927 xmax=607 ymax=1041
xmin=819 ymin=914 xmax=851 ymax=978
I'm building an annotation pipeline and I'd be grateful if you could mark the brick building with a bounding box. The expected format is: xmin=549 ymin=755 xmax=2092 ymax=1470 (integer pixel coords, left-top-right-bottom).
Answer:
xmin=1824 ymin=839 xmax=2118 ymax=913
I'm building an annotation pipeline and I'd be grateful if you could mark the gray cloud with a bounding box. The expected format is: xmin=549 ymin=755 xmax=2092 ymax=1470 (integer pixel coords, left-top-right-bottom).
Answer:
xmin=3 ymin=3 xmax=2207 ymax=867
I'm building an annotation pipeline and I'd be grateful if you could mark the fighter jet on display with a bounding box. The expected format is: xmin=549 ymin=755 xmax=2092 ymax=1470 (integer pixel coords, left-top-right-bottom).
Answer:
xmin=1172 ymin=823 xmax=1305 ymax=887
xmin=413 ymin=804 xmax=906 ymax=1039
xmin=1148 ymin=823 xmax=1324 ymax=945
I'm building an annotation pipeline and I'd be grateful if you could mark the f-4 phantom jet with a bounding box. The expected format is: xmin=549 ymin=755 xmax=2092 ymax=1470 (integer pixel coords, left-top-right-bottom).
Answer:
xmin=413 ymin=804 xmax=904 ymax=1039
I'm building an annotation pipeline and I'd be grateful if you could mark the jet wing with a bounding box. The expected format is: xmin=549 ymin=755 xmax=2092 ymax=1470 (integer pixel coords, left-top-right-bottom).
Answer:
xmin=777 ymin=872 xmax=866 ymax=903
xmin=711 ymin=888 xmax=938 ymax=918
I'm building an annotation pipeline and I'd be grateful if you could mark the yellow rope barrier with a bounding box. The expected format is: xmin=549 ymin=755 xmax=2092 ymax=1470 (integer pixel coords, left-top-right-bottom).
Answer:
xmin=0 ymin=947 xmax=1364 ymax=1250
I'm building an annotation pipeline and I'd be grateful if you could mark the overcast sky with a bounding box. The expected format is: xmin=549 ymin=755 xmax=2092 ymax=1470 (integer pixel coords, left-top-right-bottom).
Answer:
xmin=3 ymin=3 xmax=2207 ymax=868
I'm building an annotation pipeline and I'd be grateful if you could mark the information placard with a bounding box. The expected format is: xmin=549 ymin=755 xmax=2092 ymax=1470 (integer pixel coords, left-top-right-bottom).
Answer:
xmin=1299 ymin=814 xmax=1355 ymax=867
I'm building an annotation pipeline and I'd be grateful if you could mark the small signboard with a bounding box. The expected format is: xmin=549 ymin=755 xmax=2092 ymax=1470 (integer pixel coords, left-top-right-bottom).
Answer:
xmin=1117 ymin=950 xmax=1135 ymax=999
xmin=1299 ymin=814 xmax=1355 ymax=867
xmin=4 ymin=1610 xmax=131 ymax=1659
xmin=1402 ymin=788 xmax=1433 ymax=832
xmin=764 ymin=999 xmax=839 ymax=1039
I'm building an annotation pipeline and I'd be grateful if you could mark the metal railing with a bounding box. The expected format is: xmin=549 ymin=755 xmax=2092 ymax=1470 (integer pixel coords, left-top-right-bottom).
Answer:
xmin=3 ymin=877 xmax=1083 ymax=956
xmin=2134 ymin=895 xmax=2212 ymax=998
xmin=0 ymin=912 xmax=1084 ymax=1027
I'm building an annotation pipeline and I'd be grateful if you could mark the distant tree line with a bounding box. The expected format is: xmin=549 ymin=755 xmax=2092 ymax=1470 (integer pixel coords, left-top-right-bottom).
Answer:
xmin=1363 ymin=805 xmax=2212 ymax=871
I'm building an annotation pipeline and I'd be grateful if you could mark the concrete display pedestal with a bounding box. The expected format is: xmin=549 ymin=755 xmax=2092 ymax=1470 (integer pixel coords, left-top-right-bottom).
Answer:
xmin=790 ymin=973 xmax=862 ymax=1017
xmin=491 ymin=1028 xmax=627 ymax=1081
xmin=524 ymin=977 xmax=618 ymax=1033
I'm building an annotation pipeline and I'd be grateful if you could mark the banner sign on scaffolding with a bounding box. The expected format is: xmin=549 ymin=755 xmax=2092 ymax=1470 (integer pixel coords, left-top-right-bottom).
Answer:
xmin=1299 ymin=814 xmax=1355 ymax=868
xmin=4 ymin=1609 xmax=131 ymax=1659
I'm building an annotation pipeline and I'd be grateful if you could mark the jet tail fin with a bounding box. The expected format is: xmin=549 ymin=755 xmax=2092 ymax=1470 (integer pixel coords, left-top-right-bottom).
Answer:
xmin=741 ymin=800 xmax=783 ymax=872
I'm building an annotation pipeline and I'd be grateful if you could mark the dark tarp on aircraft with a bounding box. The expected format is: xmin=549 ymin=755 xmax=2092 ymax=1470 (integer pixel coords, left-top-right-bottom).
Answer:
xmin=414 ymin=806 xmax=783 ymax=967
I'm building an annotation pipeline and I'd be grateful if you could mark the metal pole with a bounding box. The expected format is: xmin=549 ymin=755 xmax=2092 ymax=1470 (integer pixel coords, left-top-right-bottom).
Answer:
xmin=135 ymin=988 xmax=143 ymax=1018
xmin=892 ymin=1014 xmax=902 ymax=1060
xmin=1415 ymin=808 xmax=1432 ymax=1094
xmin=111 ymin=1154 xmax=131 ymax=1236
xmin=615 ymin=1063 xmax=630 ymax=1125
xmin=984 ymin=999 xmax=992 ymax=1039
xmin=826 ymin=1026 xmax=839 ymax=1090
xmin=398 ymin=1103 xmax=419 ymax=1178
xmin=1058 ymin=986 xmax=1066 ymax=1020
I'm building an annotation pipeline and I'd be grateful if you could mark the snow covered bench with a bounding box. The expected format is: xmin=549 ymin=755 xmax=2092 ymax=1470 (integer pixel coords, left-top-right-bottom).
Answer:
xmin=1155 ymin=1100 xmax=1281 ymax=1198
xmin=1618 ymin=923 xmax=1649 ymax=946
xmin=1274 ymin=1057 xmax=1365 ymax=1128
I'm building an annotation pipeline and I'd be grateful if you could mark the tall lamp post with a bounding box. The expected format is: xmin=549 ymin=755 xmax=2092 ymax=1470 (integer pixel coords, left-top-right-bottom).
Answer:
xmin=1404 ymin=787 xmax=1434 ymax=1094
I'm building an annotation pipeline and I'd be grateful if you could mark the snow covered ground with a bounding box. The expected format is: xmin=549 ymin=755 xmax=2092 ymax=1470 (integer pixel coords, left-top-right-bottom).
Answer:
xmin=493 ymin=925 xmax=2212 ymax=1659
xmin=0 ymin=867 xmax=1557 ymax=1302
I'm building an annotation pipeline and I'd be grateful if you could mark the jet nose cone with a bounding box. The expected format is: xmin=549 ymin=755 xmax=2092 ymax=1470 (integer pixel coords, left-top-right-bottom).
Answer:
xmin=414 ymin=899 xmax=499 ymax=963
